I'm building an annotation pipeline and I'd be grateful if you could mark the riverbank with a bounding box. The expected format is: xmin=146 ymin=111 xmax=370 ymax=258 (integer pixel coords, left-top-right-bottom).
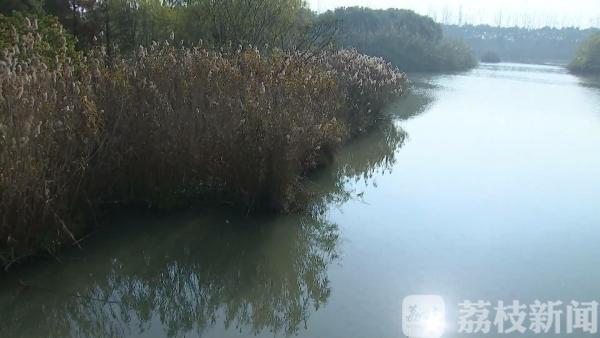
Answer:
xmin=0 ymin=19 xmax=407 ymax=268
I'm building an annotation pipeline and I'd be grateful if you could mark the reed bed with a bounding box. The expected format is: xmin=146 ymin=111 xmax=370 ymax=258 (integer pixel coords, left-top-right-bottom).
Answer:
xmin=0 ymin=20 xmax=407 ymax=266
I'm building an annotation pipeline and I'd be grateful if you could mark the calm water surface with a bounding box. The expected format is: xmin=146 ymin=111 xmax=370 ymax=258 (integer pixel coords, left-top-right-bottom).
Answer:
xmin=2 ymin=63 xmax=600 ymax=338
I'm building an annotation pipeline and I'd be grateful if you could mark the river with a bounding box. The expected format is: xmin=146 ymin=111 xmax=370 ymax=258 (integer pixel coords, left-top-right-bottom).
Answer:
xmin=2 ymin=63 xmax=600 ymax=338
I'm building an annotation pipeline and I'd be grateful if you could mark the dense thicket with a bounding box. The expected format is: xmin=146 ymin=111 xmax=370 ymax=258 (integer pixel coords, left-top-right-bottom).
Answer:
xmin=444 ymin=24 xmax=600 ymax=64
xmin=324 ymin=7 xmax=477 ymax=72
xmin=1 ymin=0 xmax=333 ymax=55
xmin=0 ymin=12 xmax=407 ymax=266
xmin=569 ymin=32 xmax=600 ymax=74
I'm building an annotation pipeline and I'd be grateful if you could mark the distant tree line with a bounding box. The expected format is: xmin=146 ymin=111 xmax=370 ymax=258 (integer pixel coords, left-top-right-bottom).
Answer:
xmin=422 ymin=5 xmax=600 ymax=29
xmin=321 ymin=7 xmax=477 ymax=72
xmin=444 ymin=24 xmax=600 ymax=65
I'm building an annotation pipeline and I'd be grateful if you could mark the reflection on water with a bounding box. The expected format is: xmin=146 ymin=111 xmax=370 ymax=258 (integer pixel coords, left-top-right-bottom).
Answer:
xmin=311 ymin=122 xmax=407 ymax=211
xmin=0 ymin=213 xmax=339 ymax=338
xmin=385 ymin=74 xmax=438 ymax=121
xmin=0 ymin=113 xmax=412 ymax=337
xmin=575 ymin=73 xmax=600 ymax=91
xmin=480 ymin=62 xmax=568 ymax=74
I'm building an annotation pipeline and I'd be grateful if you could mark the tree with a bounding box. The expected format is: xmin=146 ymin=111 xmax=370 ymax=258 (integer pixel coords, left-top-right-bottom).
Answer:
xmin=0 ymin=12 xmax=80 ymax=68
xmin=328 ymin=7 xmax=476 ymax=72
xmin=569 ymin=32 xmax=600 ymax=74
xmin=1 ymin=0 xmax=329 ymax=55
xmin=0 ymin=0 xmax=43 ymax=15
xmin=185 ymin=0 xmax=305 ymax=47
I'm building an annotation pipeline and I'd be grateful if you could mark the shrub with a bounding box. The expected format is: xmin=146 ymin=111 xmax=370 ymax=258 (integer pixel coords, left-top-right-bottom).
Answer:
xmin=569 ymin=32 xmax=600 ymax=74
xmin=435 ymin=38 xmax=478 ymax=70
xmin=0 ymin=13 xmax=80 ymax=69
xmin=481 ymin=50 xmax=501 ymax=63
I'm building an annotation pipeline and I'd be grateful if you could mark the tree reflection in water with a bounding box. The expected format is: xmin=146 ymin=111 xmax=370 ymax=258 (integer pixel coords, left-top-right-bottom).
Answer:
xmin=0 ymin=116 xmax=409 ymax=338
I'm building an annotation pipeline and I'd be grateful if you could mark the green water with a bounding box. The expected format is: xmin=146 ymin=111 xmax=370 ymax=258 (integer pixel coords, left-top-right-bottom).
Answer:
xmin=2 ymin=63 xmax=600 ymax=338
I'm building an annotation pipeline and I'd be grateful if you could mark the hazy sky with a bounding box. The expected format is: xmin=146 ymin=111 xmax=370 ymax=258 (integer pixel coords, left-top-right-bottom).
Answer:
xmin=306 ymin=0 xmax=600 ymax=28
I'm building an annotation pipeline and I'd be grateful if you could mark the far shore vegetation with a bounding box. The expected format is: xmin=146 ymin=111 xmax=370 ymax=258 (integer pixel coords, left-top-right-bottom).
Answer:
xmin=569 ymin=32 xmax=600 ymax=74
xmin=324 ymin=7 xmax=477 ymax=72
xmin=445 ymin=25 xmax=599 ymax=65
xmin=481 ymin=50 xmax=501 ymax=63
